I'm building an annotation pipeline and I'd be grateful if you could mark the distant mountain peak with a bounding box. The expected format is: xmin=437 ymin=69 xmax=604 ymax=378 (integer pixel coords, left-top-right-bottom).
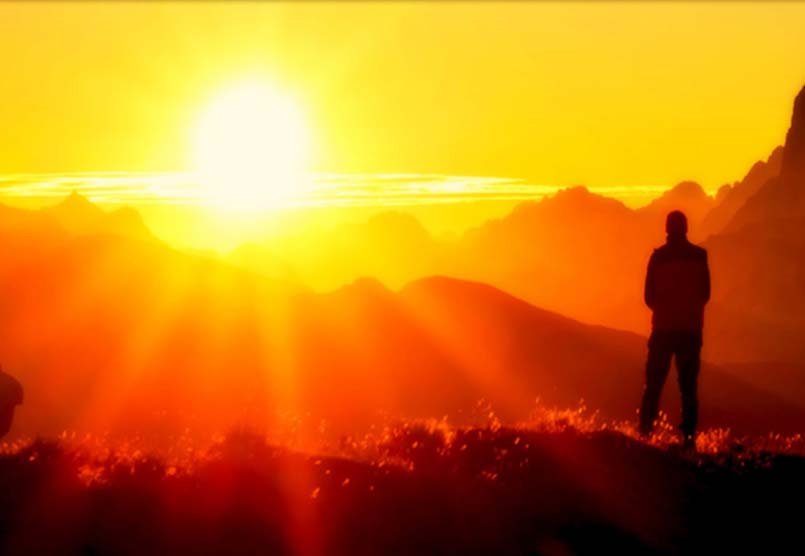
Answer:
xmin=669 ymin=180 xmax=707 ymax=197
xmin=780 ymin=84 xmax=805 ymax=182
xmin=645 ymin=181 xmax=710 ymax=209
xmin=42 ymin=191 xmax=151 ymax=240
xmin=57 ymin=190 xmax=97 ymax=208
xmin=60 ymin=189 xmax=92 ymax=205
xmin=332 ymin=276 xmax=392 ymax=300
xmin=639 ymin=181 xmax=714 ymax=230
xmin=553 ymin=185 xmax=599 ymax=202
xmin=528 ymin=185 xmax=630 ymax=214
xmin=47 ymin=190 xmax=104 ymax=220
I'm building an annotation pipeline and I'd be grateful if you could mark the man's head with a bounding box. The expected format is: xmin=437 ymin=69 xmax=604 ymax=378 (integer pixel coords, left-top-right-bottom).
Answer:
xmin=666 ymin=210 xmax=688 ymax=237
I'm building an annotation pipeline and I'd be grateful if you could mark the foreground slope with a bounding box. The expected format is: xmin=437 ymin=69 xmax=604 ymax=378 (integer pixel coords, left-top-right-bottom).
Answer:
xmin=1 ymin=427 xmax=803 ymax=555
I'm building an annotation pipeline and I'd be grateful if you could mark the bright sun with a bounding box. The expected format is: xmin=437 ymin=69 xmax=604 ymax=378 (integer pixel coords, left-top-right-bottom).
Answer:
xmin=194 ymin=83 xmax=310 ymax=210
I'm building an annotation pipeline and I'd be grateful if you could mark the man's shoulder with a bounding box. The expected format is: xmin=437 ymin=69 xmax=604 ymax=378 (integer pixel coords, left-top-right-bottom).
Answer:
xmin=652 ymin=240 xmax=707 ymax=262
xmin=687 ymin=242 xmax=708 ymax=260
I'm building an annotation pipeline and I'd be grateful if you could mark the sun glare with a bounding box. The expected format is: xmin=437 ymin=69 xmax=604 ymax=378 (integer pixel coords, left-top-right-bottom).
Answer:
xmin=194 ymin=83 xmax=310 ymax=210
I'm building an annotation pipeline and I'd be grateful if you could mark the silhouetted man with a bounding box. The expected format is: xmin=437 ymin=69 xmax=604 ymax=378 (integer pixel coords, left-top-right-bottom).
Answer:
xmin=0 ymin=367 xmax=23 ymax=439
xmin=639 ymin=211 xmax=710 ymax=450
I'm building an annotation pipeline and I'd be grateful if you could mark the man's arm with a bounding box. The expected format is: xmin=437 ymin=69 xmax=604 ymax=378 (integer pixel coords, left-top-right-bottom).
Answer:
xmin=702 ymin=251 xmax=711 ymax=304
xmin=644 ymin=252 xmax=656 ymax=310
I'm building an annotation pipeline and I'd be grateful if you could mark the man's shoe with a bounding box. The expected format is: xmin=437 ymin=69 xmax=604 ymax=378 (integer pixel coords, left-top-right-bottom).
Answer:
xmin=638 ymin=422 xmax=653 ymax=440
xmin=681 ymin=434 xmax=696 ymax=453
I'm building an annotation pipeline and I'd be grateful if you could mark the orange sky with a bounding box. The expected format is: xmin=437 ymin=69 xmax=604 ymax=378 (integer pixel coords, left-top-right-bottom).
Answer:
xmin=1 ymin=1 xmax=804 ymax=190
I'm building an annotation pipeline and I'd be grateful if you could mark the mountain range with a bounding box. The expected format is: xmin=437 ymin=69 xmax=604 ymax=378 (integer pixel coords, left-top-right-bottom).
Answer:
xmin=230 ymin=84 xmax=805 ymax=366
xmin=1 ymin=85 xmax=804 ymax=440
xmin=0 ymin=216 xmax=801 ymax=440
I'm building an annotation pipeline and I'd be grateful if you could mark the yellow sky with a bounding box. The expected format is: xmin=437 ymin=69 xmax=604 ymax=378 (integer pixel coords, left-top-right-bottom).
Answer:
xmin=1 ymin=1 xmax=804 ymax=189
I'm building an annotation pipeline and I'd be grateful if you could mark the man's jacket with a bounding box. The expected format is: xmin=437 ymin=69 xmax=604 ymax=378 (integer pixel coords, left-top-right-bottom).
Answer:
xmin=644 ymin=235 xmax=711 ymax=332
